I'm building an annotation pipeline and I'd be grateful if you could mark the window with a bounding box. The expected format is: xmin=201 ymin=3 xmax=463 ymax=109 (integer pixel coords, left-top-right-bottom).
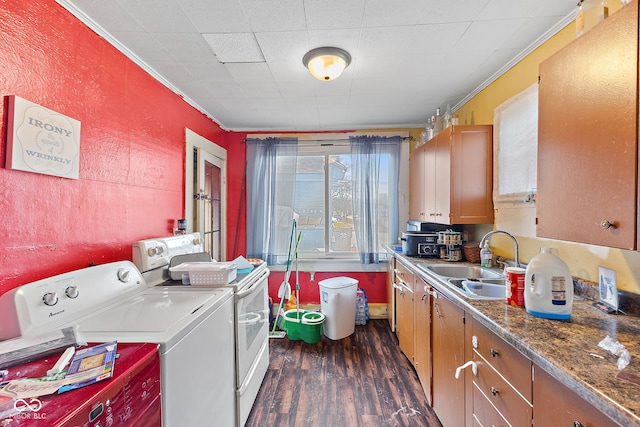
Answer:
xmin=246 ymin=136 xmax=401 ymax=264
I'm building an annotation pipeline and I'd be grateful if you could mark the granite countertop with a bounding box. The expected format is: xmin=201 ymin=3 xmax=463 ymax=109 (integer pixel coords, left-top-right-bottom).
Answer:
xmin=386 ymin=246 xmax=640 ymax=426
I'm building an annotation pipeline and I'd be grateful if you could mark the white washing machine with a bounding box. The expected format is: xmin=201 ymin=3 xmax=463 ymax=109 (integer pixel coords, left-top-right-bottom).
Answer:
xmin=0 ymin=261 xmax=236 ymax=427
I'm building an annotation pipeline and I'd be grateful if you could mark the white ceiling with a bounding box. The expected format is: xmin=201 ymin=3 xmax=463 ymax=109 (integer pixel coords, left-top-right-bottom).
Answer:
xmin=57 ymin=0 xmax=576 ymax=132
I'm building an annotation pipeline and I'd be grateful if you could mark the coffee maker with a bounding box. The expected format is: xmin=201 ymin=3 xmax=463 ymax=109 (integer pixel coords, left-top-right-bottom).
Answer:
xmin=400 ymin=221 xmax=462 ymax=258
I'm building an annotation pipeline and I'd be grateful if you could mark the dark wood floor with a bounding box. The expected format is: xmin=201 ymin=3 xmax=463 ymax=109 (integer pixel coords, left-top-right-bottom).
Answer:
xmin=246 ymin=320 xmax=443 ymax=427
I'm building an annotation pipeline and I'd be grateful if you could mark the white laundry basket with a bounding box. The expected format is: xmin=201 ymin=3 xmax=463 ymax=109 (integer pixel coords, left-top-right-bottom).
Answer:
xmin=319 ymin=277 xmax=359 ymax=340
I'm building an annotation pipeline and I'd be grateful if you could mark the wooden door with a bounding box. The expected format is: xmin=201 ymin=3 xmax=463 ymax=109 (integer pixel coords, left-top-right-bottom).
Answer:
xmin=386 ymin=257 xmax=396 ymax=331
xmin=450 ymin=125 xmax=494 ymax=224
xmin=409 ymin=144 xmax=427 ymax=221
xmin=434 ymin=130 xmax=451 ymax=224
xmin=431 ymin=292 xmax=466 ymax=427
xmin=395 ymin=262 xmax=414 ymax=361
xmin=533 ymin=365 xmax=619 ymax=426
xmin=424 ymin=138 xmax=438 ymax=221
xmin=537 ymin=1 xmax=638 ymax=249
xmin=414 ymin=276 xmax=432 ymax=404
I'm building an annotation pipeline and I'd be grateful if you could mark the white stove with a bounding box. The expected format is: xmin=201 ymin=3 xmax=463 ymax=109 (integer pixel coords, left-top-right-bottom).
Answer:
xmin=0 ymin=260 xmax=236 ymax=427
xmin=132 ymin=233 xmax=271 ymax=427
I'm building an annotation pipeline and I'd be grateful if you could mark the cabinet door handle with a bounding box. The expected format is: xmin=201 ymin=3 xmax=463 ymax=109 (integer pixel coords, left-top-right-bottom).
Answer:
xmin=434 ymin=302 xmax=443 ymax=318
xmin=600 ymin=220 xmax=616 ymax=229
xmin=490 ymin=348 xmax=499 ymax=358
xmin=490 ymin=387 xmax=499 ymax=396
xmin=573 ymin=422 xmax=585 ymax=427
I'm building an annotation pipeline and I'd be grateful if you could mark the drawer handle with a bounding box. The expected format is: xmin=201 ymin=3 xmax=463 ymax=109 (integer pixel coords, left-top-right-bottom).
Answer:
xmin=490 ymin=387 xmax=499 ymax=396
xmin=490 ymin=348 xmax=499 ymax=358
xmin=573 ymin=422 xmax=585 ymax=427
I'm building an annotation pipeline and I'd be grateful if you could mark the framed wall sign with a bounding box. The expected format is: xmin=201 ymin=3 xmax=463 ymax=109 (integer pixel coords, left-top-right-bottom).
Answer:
xmin=5 ymin=95 xmax=81 ymax=179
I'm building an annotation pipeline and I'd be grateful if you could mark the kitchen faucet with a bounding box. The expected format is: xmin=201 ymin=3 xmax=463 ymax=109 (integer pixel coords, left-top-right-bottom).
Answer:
xmin=479 ymin=230 xmax=520 ymax=269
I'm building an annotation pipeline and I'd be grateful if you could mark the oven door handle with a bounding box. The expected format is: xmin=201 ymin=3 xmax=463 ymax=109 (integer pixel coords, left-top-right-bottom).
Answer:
xmin=236 ymin=273 xmax=268 ymax=300
xmin=238 ymin=312 xmax=263 ymax=325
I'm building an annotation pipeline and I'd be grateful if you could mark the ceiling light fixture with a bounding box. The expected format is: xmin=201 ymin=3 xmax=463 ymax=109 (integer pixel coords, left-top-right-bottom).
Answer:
xmin=302 ymin=47 xmax=351 ymax=81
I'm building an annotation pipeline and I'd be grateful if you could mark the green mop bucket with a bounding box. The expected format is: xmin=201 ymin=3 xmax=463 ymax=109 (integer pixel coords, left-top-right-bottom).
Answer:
xmin=283 ymin=309 xmax=325 ymax=344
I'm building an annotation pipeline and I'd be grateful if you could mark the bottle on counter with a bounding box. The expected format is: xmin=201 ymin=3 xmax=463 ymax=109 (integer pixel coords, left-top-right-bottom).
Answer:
xmin=480 ymin=241 xmax=492 ymax=268
xmin=524 ymin=247 xmax=573 ymax=320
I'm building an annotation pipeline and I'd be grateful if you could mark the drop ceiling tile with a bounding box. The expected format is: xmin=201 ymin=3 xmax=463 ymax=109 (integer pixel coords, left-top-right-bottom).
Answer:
xmin=200 ymin=82 xmax=247 ymax=98
xmin=110 ymin=31 xmax=170 ymax=61
xmin=176 ymin=0 xmax=251 ymax=33
xmin=153 ymin=32 xmax=215 ymax=61
xmin=303 ymin=0 xmax=365 ymax=30
xmin=255 ymin=31 xmax=309 ymax=62
xmin=405 ymin=22 xmax=470 ymax=55
xmin=225 ymin=62 xmax=274 ymax=83
xmin=306 ymin=29 xmax=361 ymax=53
xmin=417 ymin=0 xmax=491 ymax=24
xmin=357 ymin=27 xmax=414 ymax=57
xmin=240 ymin=0 xmax=307 ymax=32
xmin=269 ymin=61 xmax=310 ymax=83
xmin=180 ymin=57 xmax=234 ymax=83
xmin=116 ymin=0 xmax=197 ymax=33
xmin=238 ymin=82 xmax=281 ymax=98
xmin=453 ymin=19 xmax=526 ymax=52
xmin=479 ymin=0 xmax=575 ymax=19
xmin=202 ymin=33 xmax=265 ymax=63
xmin=277 ymin=81 xmax=317 ymax=98
xmin=363 ymin=0 xmax=427 ymax=27
xmin=352 ymin=57 xmax=399 ymax=80
xmin=69 ymin=0 xmax=145 ymax=32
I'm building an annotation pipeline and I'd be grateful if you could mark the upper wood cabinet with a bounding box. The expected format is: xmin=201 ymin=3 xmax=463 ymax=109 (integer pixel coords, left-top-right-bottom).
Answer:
xmin=537 ymin=0 xmax=638 ymax=249
xmin=410 ymin=125 xmax=494 ymax=225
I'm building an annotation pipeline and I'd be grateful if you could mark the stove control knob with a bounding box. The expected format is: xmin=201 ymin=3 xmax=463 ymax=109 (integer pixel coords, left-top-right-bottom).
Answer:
xmin=43 ymin=292 xmax=58 ymax=306
xmin=65 ymin=285 xmax=79 ymax=299
xmin=117 ymin=268 xmax=131 ymax=283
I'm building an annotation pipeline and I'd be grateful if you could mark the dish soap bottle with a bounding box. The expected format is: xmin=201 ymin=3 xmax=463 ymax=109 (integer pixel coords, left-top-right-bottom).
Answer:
xmin=524 ymin=247 xmax=573 ymax=320
xmin=480 ymin=241 xmax=492 ymax=268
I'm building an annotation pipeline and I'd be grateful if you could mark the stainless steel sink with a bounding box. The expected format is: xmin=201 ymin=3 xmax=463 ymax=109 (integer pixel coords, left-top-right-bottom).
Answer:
xmin=417 ymin=263 xmax=505 ymax=300
xmin=421 ymin=264 xmax=503 ymax=280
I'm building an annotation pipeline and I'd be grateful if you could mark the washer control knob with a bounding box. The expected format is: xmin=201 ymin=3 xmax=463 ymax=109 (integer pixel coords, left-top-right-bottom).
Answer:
xmin=147 ymin=247 xmax=157 ymax=256
xmin=117 ymin=268 xmax=131 ymax=283
xmin=157 ymin=246 xmax=164 ymax=255
xmin=65 ymin=285 xmax=79 ymax=299
xmin=43 ymin=292 xmax=58 ymax=306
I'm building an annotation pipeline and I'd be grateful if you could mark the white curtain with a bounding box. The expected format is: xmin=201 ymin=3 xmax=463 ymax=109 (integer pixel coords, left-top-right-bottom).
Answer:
xmin=350 ymin=135 xmax=402 ymax=264
xmin=246 ymin=137 xmax=298 ymax=264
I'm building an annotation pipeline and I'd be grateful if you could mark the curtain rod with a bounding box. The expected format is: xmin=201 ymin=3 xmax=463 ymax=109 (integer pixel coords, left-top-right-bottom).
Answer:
xmin=243 ymin=135 xmax=413 ymax=143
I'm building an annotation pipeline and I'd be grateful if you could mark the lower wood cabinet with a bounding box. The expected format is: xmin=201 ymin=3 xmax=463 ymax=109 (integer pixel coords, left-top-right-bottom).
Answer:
xmin=431 ymin=290 xmax=466 ymax=427
xmin=395 ymin=260 xmax=414 ymax=361
xmin=413 ymin=275 xmax=432 ymax=404
xmin=471 ymin=319 xmax=532 ymax=427
xmin=533 ymin=365 xmax=620 ymax=427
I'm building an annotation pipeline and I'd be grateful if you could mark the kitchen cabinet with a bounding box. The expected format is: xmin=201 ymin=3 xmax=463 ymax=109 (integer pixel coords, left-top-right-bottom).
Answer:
xmin=533 ymin=365 xmax=620 ymax=426
xmin=387 ymin=256 xmax=396 ymax=331
xmin=537 ymin=0 xmax=638 ymax=249
xmin=409 ymin=125 xmax=494 ymax=225
xmin=470 ymin=318 xmax=532 ymax=427
xmin=413 ymin=275 xmax=432 ymax=404
xmin=394 ymin=260 xmax=414 ymax=361
xmin=431 ymin=288 xmax=466 ymax=427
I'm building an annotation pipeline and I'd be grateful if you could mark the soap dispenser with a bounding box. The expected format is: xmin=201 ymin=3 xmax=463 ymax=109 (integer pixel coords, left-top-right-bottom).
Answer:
xmin=480 ymin=241 xmax=492 ymax=268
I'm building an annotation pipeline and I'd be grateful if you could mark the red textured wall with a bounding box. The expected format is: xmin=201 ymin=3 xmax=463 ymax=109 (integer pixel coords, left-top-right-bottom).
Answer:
xmin=0 ymin=0 xmax=231 ymax=293
xmin=0 ymin=0 xmax=387 ymax=305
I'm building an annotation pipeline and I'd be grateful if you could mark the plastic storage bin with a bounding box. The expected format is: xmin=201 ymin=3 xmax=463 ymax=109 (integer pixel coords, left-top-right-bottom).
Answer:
xmin=319 ymin=277 xmax=358 ymax=340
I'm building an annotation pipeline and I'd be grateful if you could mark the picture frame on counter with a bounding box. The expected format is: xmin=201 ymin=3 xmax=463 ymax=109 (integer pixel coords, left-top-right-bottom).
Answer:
xmin=597 ymin=266 xmax=619 ymax=314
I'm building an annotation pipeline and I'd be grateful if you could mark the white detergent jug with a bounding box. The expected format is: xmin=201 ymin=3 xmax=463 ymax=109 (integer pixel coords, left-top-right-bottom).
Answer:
xmin=524 ymin=247 xmax=573 ymax=320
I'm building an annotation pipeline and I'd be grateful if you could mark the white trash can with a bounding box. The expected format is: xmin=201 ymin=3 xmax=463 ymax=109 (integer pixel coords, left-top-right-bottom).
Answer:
xmin=319 ymin=276 xmax=359 ymax=340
